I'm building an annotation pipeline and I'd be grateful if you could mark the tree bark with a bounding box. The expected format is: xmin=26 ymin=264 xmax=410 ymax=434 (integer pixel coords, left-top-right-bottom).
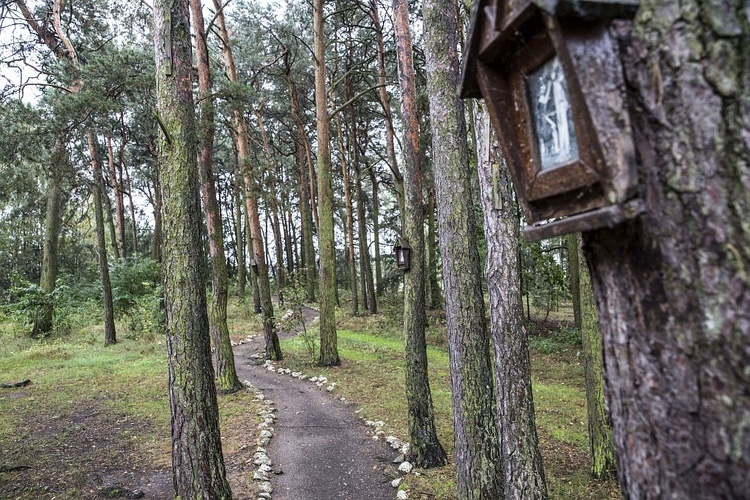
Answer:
xmin=152 ymin=0 xmax=231 ymax=496
xmin=476 ymin=107 xmax=547 ymax=498
xmin=425 ymin=187 xmax=442 ymax=309
xmin=577 ymin=234 xmax=617 ymax=479
xmin=393 ymin=0 xmax=448 ymax=469
xmin=314 ymin=0 xmax=340 ymax=366
xmin=233 ymin=151 xmax=246 ymax=297
xmin=566 ymin=234 xmax=582 ymax=329
xmin=335 ymin=111 xmax=359 ymax=316
xmin=579 ymin=10 xmax=750 ymax=498
xmin=32 ymin=139 xmax=64 ymax=338
xmin=106 ymin=133 xmax=127 ymax=259
xmin=212 ymin=0 xmax=280 ymax=358
xmin=369 ymin=164 xmax=384 ymax=295
xmin=87 ymin=130 xmax=117 ymax=346
xmin=190 ymin=0 xmax=242 ymax=392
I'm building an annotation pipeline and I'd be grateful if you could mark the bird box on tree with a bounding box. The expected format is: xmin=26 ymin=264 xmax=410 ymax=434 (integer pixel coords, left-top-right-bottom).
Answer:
xmin=460 ymin=0 xmax=643 ymax=241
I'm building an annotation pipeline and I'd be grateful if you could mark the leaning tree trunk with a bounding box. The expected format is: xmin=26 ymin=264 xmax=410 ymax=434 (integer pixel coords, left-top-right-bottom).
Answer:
xmin=422 ymin=0 xmax=503 ymax=495
xmin=314 ymin=0 xmax=340 ymax=366
xmin=190 ymin=0 xmax=242 ymax=393
xmin=393 ymin=0 xmax=448 ymax=469
xmin=476 ymin=107 xmax=547 ymax=499
xmin=580 ymin=7 xmax=750 ymax=498
xmin=577 ymin=234 xmax=617 ymax=479
xmin=152 ymin=0 xmax=231 ymax=496
xmin=87 ymin=130 xmax=117 ymax=346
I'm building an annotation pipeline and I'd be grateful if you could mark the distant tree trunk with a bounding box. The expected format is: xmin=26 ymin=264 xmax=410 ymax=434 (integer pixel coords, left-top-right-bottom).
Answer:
xmin=370 ymin=0 xmax=405 ymax=219
xmin=87 ymin=129 xmax=117 ymax=346
xmin=476 ymin=107 xmax=547 ymax=498
xmin=369 ymin=164 xmax=384 ymax=295
xmin=576 ymin=10 xmax=750 ymax=497
xmin=577 ymin=234 xmax=617 ymax=479
xmin=566 ymin=234 xmax=582 ymax=329
xmin=255 ymin=108 xmax=286 ymax=295
xmin=425 ymin=188 xmax=442 ymax=308
xmin=354 ymin=152 xmax=376 ymax=314
xmin=246 ymin=208 xmax=262 ymax=314
xmin=233 ymin=156 xmax=246 ymax=297
xmin=102 ymin=180 xmax=121 ymax=260
xmin=335 ymin=112 xmax=359 ymax=316
xmin=393 ymin=0 xmax=447 ymax=469
xmin=152 ymin=0 xmax=231 ymax=496
xmin=32 ymin=139 xmax=64 ymax=338
xmin=190 ymin=0 xmax=242 ymax=393
xmin=285 ymin=53 xmax=317 ymax=301
xmin=213 ymin=0 xmax=277 ymax=355
xmin=106 ymin=133 xmax=127 ymax=259
xmin=124 ymin=164 xmax=138 ymax=255
xmin=314 ymin=0 xmax=340 ymax=366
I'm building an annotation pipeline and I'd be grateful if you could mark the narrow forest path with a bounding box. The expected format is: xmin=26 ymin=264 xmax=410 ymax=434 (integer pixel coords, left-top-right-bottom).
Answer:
xmin=232 ymin=306 xmax=398 ymax=499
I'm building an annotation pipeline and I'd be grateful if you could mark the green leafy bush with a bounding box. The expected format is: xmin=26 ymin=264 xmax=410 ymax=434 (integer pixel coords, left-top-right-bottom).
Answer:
xmin=2 ymin=276 xmax=74 ymax=334
xmin=109 ymin=257 xmax=164 ymax=339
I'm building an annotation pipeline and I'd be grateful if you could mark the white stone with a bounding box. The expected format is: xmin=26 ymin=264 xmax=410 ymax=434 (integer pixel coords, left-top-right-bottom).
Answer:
xmin=391 ymin=478 xmax=402 ymax=488
xmin=326 ymin=385 xmax=335 ymax=392
xmin=258 ymin=464 xmax=272 ymax=473
xmin=396 ymin=490 xmax=408 ymax=500
xmin=398 ymin=461 xmax=413 ymax=474
xmin=400 ymin=443 xmax=410 ymax=455
xmin=310 ymin=377 xmax=318 ymax=382
xmin=253 ymin=471 xmax=268 ymax=481
xmin=259 ymin=481 xmax=273 ymax=493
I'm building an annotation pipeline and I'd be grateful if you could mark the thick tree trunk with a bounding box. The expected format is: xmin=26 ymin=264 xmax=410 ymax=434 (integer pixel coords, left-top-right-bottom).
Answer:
xmin=314 ymin=0 xmax=340 ymax=366
xmin=476 ymin=108 xmax=547 ymax=499
xmin=393 ymin=0 xmax=448 ymax=469
xmin=579 ymin=10 xmax=750 ymax=498
xmin=152 ymin=0 xmax=231 ymax=496
xmin=87 ymin=130 xmax=117 ymax=346
xmin=32 ymin=139 xmax=65 ymax=338
xmin=422 ymin=1 xmax=502 ymax=495
xmin=577 ymin=234 xmax=617 ymax=479
xmin=190 ymin=0 xmax=242 ymax=393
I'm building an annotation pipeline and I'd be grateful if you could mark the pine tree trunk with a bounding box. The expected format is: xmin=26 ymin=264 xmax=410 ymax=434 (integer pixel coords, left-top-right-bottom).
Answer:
xmin=335 ymin=113 xmax=359 ymax=316
xmin=191 ymin=0 xmax=242 ymax=393
xmin=106 ymin=133 xmax=127 ymax=259
xmin=580 ymin=10 xmax=750 ymax=497
xmin=566 ymin=234 xmax=582 ymax=329
xmin=152 ymin=0 xmax=231 ymax=496
xmin=426 ymin=188 xmax=442 ymax=309
xmin=355 ymin=159 xmax=376 ymax=314
xmin=87 ymin=130 xmax=117 ymax=346
xmin=476 ymin=107 xmax=547 ymax=499
xmin=32 ymin=139 xmax=64 ymax=338
xmin=124 ymin=165 xmax=138 ymax=255
xmin=369 ymin=165 xmax=384 ymax=295
xmin=314 ymin=0 xmax=340 ymax=366
xmin=102 ymin=180 xmax=121 ymax=260
xmin=233 ymin=156 xmax=246 ymax=297
xmin=577 ymin=234 xmax=617 ymax=479
xmin=393 ymin=0 xmax=447 ymax=469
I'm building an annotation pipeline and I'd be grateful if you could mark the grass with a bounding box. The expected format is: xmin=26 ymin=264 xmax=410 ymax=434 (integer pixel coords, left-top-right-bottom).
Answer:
xmin=0 ymin=304 xmax=266 ymax=499
xmin=0 ymin=295 xmax=619 ymax=499
xmin=276 ymin=298 xmax=620 ymax=500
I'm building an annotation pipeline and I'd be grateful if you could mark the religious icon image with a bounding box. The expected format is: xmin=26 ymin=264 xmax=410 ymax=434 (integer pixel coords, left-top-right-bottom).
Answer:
xmin=527 ymin=56 xmax=579 ymax=170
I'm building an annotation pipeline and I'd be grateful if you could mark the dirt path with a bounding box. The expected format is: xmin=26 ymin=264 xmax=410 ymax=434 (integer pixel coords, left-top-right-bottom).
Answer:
xmin=232 ymin=307 xmax=398 ymax=499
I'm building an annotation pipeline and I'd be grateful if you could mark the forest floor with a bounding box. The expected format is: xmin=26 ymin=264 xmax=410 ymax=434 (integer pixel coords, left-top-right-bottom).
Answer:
xmin=0 ymin=297 xmax=620 ymax=499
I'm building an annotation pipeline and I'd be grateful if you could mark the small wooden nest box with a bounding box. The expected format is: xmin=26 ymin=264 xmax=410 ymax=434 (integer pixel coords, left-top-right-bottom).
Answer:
xmin=461 ymin=0 xmax=642 ymax=241
xmin=394 ymin=238 xmax=411 ymax=271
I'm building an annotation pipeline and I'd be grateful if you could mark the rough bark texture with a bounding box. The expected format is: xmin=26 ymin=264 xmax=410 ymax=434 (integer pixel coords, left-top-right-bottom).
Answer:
xmin=393 ymin=0 xmax=448 ymax=470
xmin=476 ymin=107 xmax=547 ymax=499
xmin=152 ymin=0 xmax=231 ymax=496
xmin=314 ymin=0 xmax=340 ymax=366
xmin=32 ymin=142 xmax=64 ymax=337
xmin=87 ymin=130 xmax=117 ymax=346
xmin=425 ymin=188 xmax=442 ymax=308
xmin=422 ymin=2 xmax=501 ymax=495
xmin=578 ymin=234 xmax=617 ymax=479
xmin=190 ymin=0 xmax=241 ymax=392
xmin=580 ymin=6 xmax=750 ymax=497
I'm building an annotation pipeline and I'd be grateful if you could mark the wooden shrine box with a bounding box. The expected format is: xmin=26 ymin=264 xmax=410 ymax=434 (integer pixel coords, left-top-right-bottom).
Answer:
xmin=460 ymin=0 xmax=642 ymax=241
